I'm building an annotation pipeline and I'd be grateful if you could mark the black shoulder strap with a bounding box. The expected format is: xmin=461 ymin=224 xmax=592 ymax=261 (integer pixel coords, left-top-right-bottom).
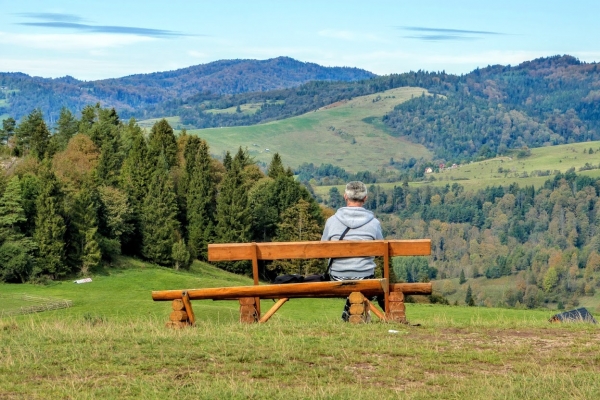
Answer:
xmin=326 ymin=226 xmax=351 ymax=274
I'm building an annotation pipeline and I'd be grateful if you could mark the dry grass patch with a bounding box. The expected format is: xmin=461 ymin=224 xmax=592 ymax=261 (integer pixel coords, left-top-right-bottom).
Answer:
xmin=1 ymin=316 xmax=599 ymax=399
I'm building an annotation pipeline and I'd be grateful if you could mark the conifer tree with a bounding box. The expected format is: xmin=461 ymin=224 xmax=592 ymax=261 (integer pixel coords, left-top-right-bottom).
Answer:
xmin=54 ymin=107 xmax=79 ymax=151
xmin=271 ymin=199 xmax=325 ymax=275
xmin=172 ymin=239 xmax=191 ymax=270
xmin=0 ymin=176 xmax=27 ymax=242
xmin=186 ymin=139 xmax=216 ymax=260
xmin=147 ymin=119 xmax=177 ymax=170
xmin=33 ymin=166 xmax=67 ymax=279
xmin=459 ymin=269 xmax=466 ymax=284
xmin=223 ymin=151 xmax=232 ymax=171
xmin=215 ymin=154 xmax=251 ymax=272
xmin=1 ymin=117 xmax=16 ymax=144
xmin=465 ymin=285 xmax=475 ymax=306
xmin=140 ymin=155 xmax=180 ymax=266
xmin=0 ymin=176 xmax=36 ymax=282
xmin=267 ymin=153 xmax=286 ymax=179
xmin=248 ymin=178 xmax=278 ymax=242
xmin=15 ymin=109 xmax=50 ymax=159
xmin=70 ymin=184 xmax=102 ymax=275
xmin=119 ymin=127 xmax=150 ymax=253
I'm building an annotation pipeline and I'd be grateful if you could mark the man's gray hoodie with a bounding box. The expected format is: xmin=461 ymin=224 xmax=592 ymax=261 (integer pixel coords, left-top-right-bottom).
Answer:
xmin=321 ymin=207 xmax=383 ymax=278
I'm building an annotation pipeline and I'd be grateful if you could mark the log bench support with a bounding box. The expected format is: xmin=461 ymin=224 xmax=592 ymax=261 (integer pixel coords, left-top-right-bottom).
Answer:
xmin=239 ymin=297 xmax=259 ymax=324
xmin=165 ymin=291 xmax=197 ymax=328
xmin=153 ymin=239 xmax=431 ymax=325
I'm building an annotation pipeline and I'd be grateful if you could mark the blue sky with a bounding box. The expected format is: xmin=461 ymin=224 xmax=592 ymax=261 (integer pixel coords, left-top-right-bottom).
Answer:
xmin=1 ymin=0 xmax=599 ymax=80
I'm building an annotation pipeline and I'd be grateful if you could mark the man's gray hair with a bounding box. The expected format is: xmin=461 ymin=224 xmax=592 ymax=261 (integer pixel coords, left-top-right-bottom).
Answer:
xmin=345 ymin=181 xmax=368 ymax=202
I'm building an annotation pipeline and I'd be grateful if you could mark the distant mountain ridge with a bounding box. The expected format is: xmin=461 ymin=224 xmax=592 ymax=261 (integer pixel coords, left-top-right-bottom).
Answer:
xmin=0 ymin=57 xmax=376 ymax=121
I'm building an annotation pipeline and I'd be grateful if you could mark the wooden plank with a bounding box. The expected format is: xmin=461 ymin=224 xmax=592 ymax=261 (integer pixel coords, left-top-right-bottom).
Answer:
xmin=182 ymin=291 xmax=196 ymax=326
xmin=259 ymin=298 xmax=288 ymax=323
xmin=390 ymin=283 xmax=431 ymax=295
xmin=383 ymin=240 xmax=390 ymax=316
xmin=388 ymin=240 xmax=431 ymax=257
xmin=208 ymin=240 xmax=430 ymax=261
xmin=152 ymin=281 xmax=432 ymax=302
xmin=365 ymin=299 xmax=386 ymax=321
xmin=153 ymin=279 xmax=389 ymax=301
xmin=251 ymin=243 xmax=260 ymax=317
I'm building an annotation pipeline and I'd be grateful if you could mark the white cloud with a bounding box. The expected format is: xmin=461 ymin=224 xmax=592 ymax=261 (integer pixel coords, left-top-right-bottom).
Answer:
xmin=0 ymin=31 xmax=154 ymax=51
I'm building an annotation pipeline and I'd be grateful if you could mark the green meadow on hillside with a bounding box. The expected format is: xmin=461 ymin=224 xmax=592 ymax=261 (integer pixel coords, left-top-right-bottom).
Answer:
xmin=137 ymin=116 xmax=182 ymax=130
xmin=1 ymin=258 xmax=599 ymax=399
xmin=186 ymin=87 xmax=432 ymax=172
xmin=204 ymin=100 xmax=285 ymax=116
xmin=314 ymin=140 xmax=600 ymax=198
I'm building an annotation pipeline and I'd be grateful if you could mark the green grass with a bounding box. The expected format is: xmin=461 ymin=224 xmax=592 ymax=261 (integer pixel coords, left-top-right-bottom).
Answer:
xmin=187 ymin=87 xmax=432 ymax=172
xmin=314 ymin=141 xmax=600 ymax=199
xmin=137 ymin=116 xmax=183 ymax=130
xmin=1 ymin=257 xmax=599 ymax=398
xmin=205 ymin=101 xmax=284 ymax=116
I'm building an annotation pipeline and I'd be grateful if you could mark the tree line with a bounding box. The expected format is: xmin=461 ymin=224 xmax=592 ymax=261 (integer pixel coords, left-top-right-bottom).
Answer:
xmin=0 ymin=105 xmax=325 ymax=283
xmin=350 ymin=171 xmax=600 ymax=309
xmin=384 ymin=55 xmax=600 ymax=163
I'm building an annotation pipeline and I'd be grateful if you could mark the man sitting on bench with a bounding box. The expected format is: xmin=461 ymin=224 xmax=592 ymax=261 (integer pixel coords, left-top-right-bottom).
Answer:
xmin=321 ymin=181 xmax=384 ymax=321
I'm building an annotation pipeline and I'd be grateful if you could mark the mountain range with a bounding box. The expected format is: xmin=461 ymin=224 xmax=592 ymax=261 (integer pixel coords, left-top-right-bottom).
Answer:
xmin=0 ymin=57 xmax=375 ymax=121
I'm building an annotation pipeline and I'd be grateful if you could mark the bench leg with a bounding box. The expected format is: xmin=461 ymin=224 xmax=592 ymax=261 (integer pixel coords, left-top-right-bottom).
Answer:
xmin=348 ymin=292 xmax=369 ymax=324
xmin=387 ymin=291 xmax=406 ymax=323
xmin=239 ymin=297 xmax=259 ymax=323
xmin=166 ymin=299 xmax=192 ymax=328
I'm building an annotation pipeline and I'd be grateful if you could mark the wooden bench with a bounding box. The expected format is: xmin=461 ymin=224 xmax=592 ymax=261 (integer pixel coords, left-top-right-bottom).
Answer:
xmin=151 ymin=239 xmax=432 ymax=326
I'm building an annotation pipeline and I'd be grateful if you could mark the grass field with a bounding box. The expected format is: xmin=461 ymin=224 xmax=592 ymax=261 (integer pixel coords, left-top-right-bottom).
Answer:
xmin=137 ymin=116 xmax=183 ymax=130
xmin=204 ymin=100 xmax=285 ymax=116
xmin=187 ymin=87 xmax=432 ymax=172
xmin=1 ymin=257 xmax=599 ymax=399
xmin=314 ymin=141 xmax=600 ymax=199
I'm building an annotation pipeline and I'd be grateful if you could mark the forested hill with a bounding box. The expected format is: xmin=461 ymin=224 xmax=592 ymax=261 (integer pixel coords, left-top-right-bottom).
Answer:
xmin=383 ymin=55 xmax=600 ymax=162
xmin=0 ymin=57 xmax=375 ymax=121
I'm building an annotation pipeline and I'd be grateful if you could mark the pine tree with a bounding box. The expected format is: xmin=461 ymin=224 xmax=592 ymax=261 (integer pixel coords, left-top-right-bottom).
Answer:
xmin=140 ymin=156 xmax=180 ymax=266
xmin=147 ymin=119 xmax=177 ymax=170
xmin=186 ymin=139 xmax=216 ymax=260
xmin=267 ymin=153 xmax=286 ymax=179
xmin=33 ymin=166 xmax=67 ymax=279
xmin=0 ymin=176 xmax=36 ymax=282
xmin=271 ymin=199 xmax=325 ymax=275
xmin=215 ymin=156 xmax=251 ymax=273
xmin=54 ymin=107 xmax=79 ymax=151
xmin=465 ymin=285 xmax=475 ymax=306
xmin=459 ymin=269 xmax=466 ymax=284
xmin=0 ymin=176 xmax=27 ymax=242
xmin=1 ymin=117 xmax=16 ymax=144
xmin=119 ymin=127 xmax=150 ymax=254
xmin=15 ymin=109 xmax=50 ymax=159
xmin=223 ymin=151 xmax=232 ymax=171
xmin=69 ymin=184 xmax=102 ymax=275
xmin=172 ymin=239 xmax=191 ymax=270
xmin=328 ymin=187 xmax=344 ymax=209
xmin=249 ymin=178 xmax=279 ymax=242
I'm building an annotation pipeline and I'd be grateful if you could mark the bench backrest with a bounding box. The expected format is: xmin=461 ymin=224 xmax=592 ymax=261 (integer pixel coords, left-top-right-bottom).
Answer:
xmin=208 ymin=239 xmax=431 ymax=261
xmin=208 ymin=239 xmax=431 ymax=289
